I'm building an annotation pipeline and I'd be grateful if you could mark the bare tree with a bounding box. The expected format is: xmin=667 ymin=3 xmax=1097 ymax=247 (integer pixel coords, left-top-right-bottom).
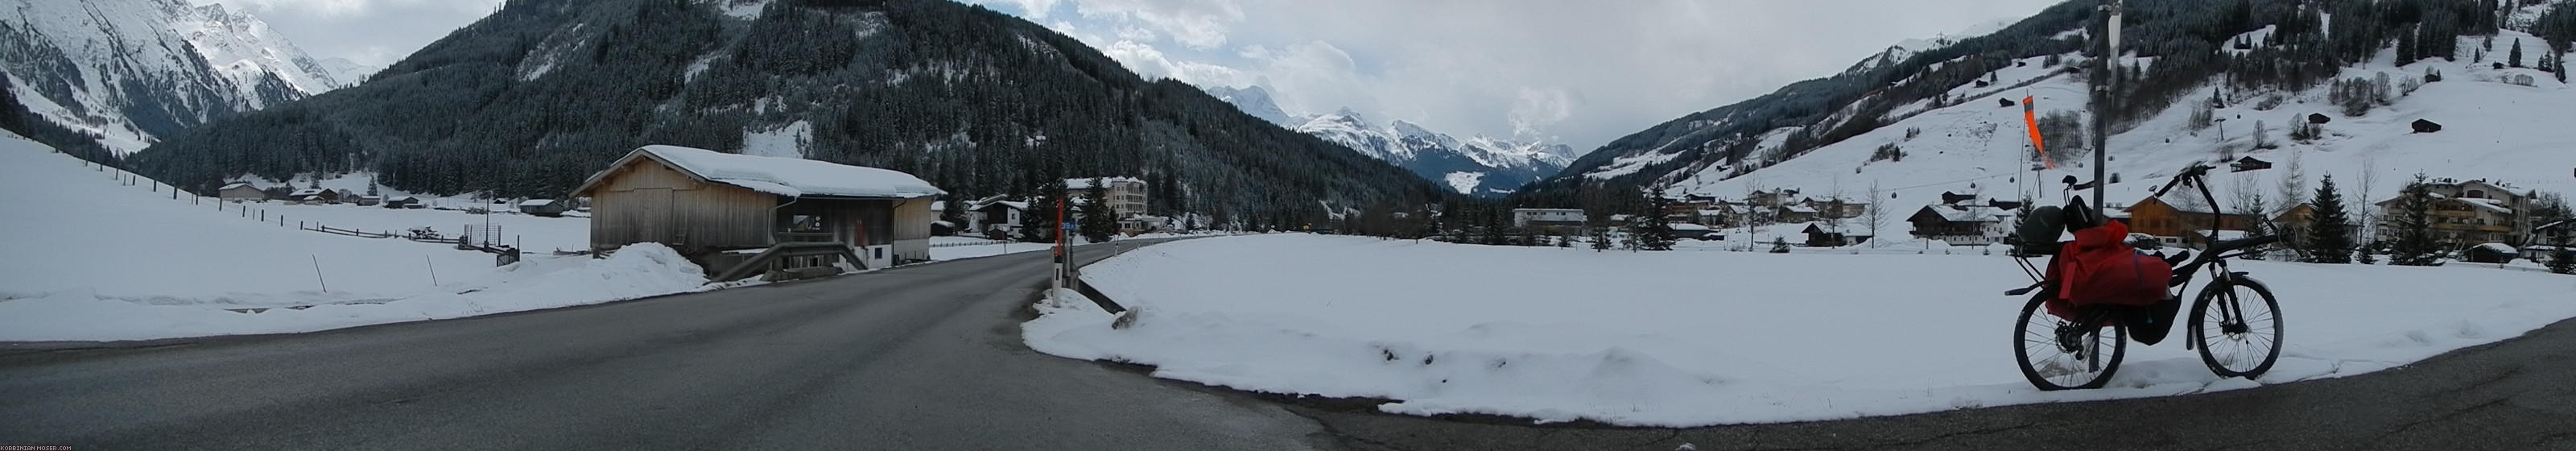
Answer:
xmin=1741 ymin=176 xmax=1765 ymax=251
xmin=1864 ymin=180 xmax=1890 ymax=248
xmin=2275 ymin=151 xmax=2309 ymax=254
xmin=1820 ymin=176 xmax=1846 ymax=234
xmin=2358 ymin=161 xmax=2381 ymax=245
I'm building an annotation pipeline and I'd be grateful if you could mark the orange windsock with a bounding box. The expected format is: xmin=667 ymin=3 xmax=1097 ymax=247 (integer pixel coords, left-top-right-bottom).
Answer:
xmin=2022 ymin=96 xmax=2052 ymax=170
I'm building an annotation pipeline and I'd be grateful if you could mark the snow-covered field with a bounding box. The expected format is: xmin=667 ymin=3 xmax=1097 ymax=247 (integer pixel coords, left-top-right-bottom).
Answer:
xmin=1026 ymin=234 xmax=2576 ymax=426
xmin=0 ymin=133 xmax=712 ymax=341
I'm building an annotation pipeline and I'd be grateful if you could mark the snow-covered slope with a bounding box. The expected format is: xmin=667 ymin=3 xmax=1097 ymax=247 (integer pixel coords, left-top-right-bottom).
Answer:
xmin=0 ymin=0 xmax=350 ymax=155
xmin=318 ymin=57 xmax=381 ymax=87
xmin=1203 ymin=85 xmax=1294 ymax=126
xmin=1662 ymin=30 xmax=2576 ymax=242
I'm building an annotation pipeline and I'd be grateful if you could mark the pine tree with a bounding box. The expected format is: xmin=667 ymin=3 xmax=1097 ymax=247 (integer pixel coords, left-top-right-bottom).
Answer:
xmin=1632 ymin=189 xmax=1677 ymax=251
xmin=2510 ymin=39 xmax=2525 ymax=68
xmin=2390 ymin=174 xmax=2444 ymax=266
xmin=1018 ymin=180 xmax=1064 ymax=243
xmin=2550 ymin=232 xmax=2575 ymax=275
xmin=2302 ymin=174 xmax=2355 ymax=263
xmin=1078 ymin=178 xmax=1117 ymax=243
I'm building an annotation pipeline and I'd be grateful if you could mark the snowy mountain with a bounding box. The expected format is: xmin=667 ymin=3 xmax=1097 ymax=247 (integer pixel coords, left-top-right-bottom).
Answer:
xmin=0 ymin=0 xmax=350 ymax=154
xmin=1203 ymin=85 xmax=1294 ymax=126
xmin=1202 ymin=85 xmax=1573 ymax=197
xmin=1285 ymin=107 xmax=1574 ymax=197
xmin=318 ymin=57 xmax=382 ymax=88
xmin=129 ymin=0 xmax=1449 ymax=217
xmin=1541 ymin=1 xmax=2576 ymax=243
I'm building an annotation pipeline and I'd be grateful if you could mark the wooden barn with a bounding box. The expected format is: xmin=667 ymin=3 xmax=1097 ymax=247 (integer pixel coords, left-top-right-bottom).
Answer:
xmin=573 ymin=145 xmax=944 ymax=271
xmin=217 ymin=182 xmax=266 ymax=201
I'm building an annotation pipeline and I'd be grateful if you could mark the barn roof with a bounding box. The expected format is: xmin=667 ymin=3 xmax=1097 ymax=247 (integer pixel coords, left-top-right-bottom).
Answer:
xmin=518 ymin=199 xmax=559 ymax=207
xmin=577 ymin=146 xmax=943 ymax=199
xmin=220 ymin=182 xmax=255 ymax=190
xmin=289 ymin=188 xmax=328 ymax=197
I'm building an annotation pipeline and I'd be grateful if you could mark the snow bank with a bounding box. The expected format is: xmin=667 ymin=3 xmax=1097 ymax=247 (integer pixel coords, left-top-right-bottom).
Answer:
xmin=634 ymin=145 xmax=940 ymax=198
xmin=0 ymin=244 xmax=707 ymax=341
xmin=1025 ymin=234 xmax=2576 ymax=426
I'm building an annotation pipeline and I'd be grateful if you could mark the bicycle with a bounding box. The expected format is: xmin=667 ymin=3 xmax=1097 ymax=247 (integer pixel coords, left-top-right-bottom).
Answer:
xmin=2002 ymin=163 xmax=2286 ymax=391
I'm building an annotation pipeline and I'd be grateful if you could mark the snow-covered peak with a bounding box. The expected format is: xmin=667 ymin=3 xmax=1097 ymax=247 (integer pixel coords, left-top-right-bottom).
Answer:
xmin=173 ymin=2 xmax=345 ymax=98
xmin=1845 ymin=18 xmax=2019 ymax=76
xmin=1 ymin=0 xmax=348 ymax=155
xmin=1203 ymin=85 xmax=1294 ymax=126
xmin=1389 ymin=120 xmax=1437 ymax=139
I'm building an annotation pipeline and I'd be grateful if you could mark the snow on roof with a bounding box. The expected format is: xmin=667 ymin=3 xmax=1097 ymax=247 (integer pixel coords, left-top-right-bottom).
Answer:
xmin=289 ymin=188 xmax=327 ymax=197
xmin=518 ymin=199 xmax=559 ymax=206
xmin=611 ymin=145 xmax=942 ymax=199
xmin=2474 ymin=242 xmax=2515 ymax=253
xmin=1064 ymin=177 xmax=1144 ymax=190
xmin=2152 ymin=192 xmax=2225 ymax=214
xmin=1785 ymin=205 xmax=1819 ymax=213
xmin=220 ymin=182 xmax=254 ymax=190
xmin=2458 ymin=198 xmax=2514 ymax=214
xmin=1928 ymin=205 xmax=2004 ymax=222
xmin=1669 ymin=223 xmax=1713 ymax=230
xmin=2207 ymin=230 xmax=2252 ymax=241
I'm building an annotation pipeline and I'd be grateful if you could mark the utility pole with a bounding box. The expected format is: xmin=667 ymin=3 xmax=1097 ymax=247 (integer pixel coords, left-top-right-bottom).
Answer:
xmin=2092 ymin=0 xmax=2122 ymax=219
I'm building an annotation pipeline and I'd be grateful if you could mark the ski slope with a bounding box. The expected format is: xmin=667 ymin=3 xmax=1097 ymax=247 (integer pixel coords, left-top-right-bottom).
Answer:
xmin=1025 ymin=234 xmax=2576 ymax=426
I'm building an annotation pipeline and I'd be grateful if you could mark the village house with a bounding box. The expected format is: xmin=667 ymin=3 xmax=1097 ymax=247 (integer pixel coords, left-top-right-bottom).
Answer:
xmin=217 ymin=182 xmax=267 ymax=202
xmin=518 ymin=199 xmax=571 ymax=217
xmin=1908 ymin=205 xmax=2009 ymax=245
xmin=1512 ymin=208 xmax=1587 ymax=229
xmin=1802 ymin=223 xmax=1871 ymax=247
xmin=2374 ymin=179 xmax=2533 ymax=246
xmin=573 ymin=145 xmax=943 ymax=272
xmin=1670 ymin=222 xmax=1715 ymax=240
xmin=968 ymin=197 xmax=1030 ymax=238
xmin=2530 ymin=220 xmax=2572 ymax=247
xmin=2125 ymin=192 xmax=2259 ymax=248
xmin=287 ymin=188 xmax=341 ymax=205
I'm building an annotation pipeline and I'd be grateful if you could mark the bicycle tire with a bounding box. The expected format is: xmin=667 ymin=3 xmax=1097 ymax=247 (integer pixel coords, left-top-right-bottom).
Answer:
xmin=2191 ymin=276 xmax=2283 ymax=379
xmin=2014 ymin=293 xmax=2126 ymax=391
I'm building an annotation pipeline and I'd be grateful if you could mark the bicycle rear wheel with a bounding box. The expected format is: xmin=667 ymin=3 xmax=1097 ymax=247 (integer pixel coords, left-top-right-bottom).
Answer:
xmin=2192 ymin=276 xmax=2283 ymax=379
xmin=2014 ymin=294 xmax=2126 ymax=391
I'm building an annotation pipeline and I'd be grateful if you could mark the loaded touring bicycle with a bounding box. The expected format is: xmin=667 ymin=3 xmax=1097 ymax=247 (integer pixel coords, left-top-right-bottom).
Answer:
xmin=2001 ymin=163 xmax=2285 ymax=391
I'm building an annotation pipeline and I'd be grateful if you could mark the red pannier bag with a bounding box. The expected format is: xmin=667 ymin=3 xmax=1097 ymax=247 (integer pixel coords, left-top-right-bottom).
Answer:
xmin=2042 ymin=221 xmax=2173 ymax=318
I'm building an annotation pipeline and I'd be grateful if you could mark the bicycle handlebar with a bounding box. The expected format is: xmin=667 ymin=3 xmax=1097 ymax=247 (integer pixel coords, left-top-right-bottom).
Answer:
xmin=2151 ymin=163 xmax=2215 ymax=200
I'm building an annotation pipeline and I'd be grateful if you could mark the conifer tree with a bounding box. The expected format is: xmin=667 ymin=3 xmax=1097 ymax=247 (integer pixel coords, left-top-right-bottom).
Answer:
xmin=1590 ymin=226 xmax=1613 ymax=252
xmin=2549 ymin=233 xmax=2574 ymax=275
xmin=1632 ymin=189 xmax=1677 ymax=251
xmin=2390 ymin=174 xmax=2444 ymax=266
xmin=2302 ymin=174 xmax=2355 ymax=263
xmin=2510 ymin=39 xmax=2525 ymax=68
xmin=1078 ymin=178 xmax=1117 ymax=243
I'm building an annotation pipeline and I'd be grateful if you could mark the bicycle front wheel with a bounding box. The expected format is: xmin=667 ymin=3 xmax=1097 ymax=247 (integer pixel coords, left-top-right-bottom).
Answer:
xmin=2014 ymin=293 xmax=2126 ymax=391
xmin=2192 ymin=276 xmax=2284 ymax=379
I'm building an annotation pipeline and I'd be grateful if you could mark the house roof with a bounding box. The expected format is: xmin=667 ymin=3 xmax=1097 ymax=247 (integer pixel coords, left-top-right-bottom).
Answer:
xmin=1669 ymin=223 xmax=1713 ymax=230
xmin=518 ymin=199 xmax=559 ymax=207
xmin=1918 ymin=205 xmax=2005 ymax=223
xmin=221 ymin=182 xmax=255 ymax=190
xmin=2537 ymin=219 xmax=2571 ymax=231
xmin=1064 ymin=177 xmax=1144 ymax=190
xmin=577 ymin=145 xmax=942 ymax=199
xmin=289 ymin=188 xmax=328 ymax=197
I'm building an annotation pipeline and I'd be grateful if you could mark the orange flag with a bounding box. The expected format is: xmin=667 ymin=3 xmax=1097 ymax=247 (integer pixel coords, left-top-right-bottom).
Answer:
xmin=2022 ymin=96 xmax=2052 ymax=170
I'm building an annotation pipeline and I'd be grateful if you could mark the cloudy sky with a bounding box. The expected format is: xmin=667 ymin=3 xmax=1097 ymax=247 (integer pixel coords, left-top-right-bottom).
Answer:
xmin=214 ymin=0 xmax=2065 ymax=153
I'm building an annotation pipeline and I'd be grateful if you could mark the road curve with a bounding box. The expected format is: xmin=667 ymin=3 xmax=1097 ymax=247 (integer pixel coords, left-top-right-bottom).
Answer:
xmin=0 ymin=241 xmax=1331 ymax=450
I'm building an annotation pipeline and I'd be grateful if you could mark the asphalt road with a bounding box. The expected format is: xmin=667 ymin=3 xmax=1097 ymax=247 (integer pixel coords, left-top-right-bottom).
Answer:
xmin=6 ymin=238 xmax=2572 ymax=450
xmin=0 ymin=241 xmax=1331 ymax=450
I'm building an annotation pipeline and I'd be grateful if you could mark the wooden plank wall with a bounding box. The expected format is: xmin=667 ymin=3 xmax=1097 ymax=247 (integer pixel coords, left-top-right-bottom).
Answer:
xmin=892 ymin=198 xmax=935 ymax=262
xmin=588 ymin=160 xmax=778 ymax=253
